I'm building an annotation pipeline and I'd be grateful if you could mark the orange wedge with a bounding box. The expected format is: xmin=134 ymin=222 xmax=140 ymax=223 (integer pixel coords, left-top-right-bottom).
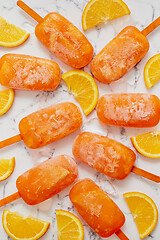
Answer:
xmin=82 ymin=0 xmax=130 ymax=30
xmin=2 ymin=210 xmax=50 ymax=240
xmin=62 ymin=70 xmax=99 ymax=115
xmin=0 ymin=16 xmax=29 ymax=47
xmin=144 ymin=53 xmax=160 ymax=88
xmin=0 ymin=157 xmax=15 ymax=181
xmin=131 ymin=131 xmax=160 ymax=158
xmin=0 ymin=89 xmax=14 ymax=116
xmin=56 ymin=210 xmax=84 ymax=240
xmin=124 ymin=192 xmax=158 ymax=239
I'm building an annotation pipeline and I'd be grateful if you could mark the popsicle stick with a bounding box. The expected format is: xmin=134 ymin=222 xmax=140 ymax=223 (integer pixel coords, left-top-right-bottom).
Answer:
xmin=132 ymin=166 xmax=160 ymax=183
xmin=0 ymin=192 xmax=21 ymax=207
xmin=17 ymin=0 xmax=43 ymax=23
xmin=141 ymin=16 xmax=160 ymax=36
xmin=0 ymin=134 xmax=22 ymax=149
xmin=115 ymin=229 xmax=129 ymax=240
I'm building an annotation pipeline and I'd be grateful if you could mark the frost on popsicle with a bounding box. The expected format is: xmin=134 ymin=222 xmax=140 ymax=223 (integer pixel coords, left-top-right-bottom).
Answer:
xmin=0 ymin=54 xmax=61 ymax=91
xmin=19 ymin=102 xmax=82 ymax=149
xmin=97 ymin=93 xmax=160 ymax=127
xmin=15 ymin=155 xmax=78 ymax=205
xmin=69 ymin=179 xmax=126 ymax=238
xmin=91 ymin=26 xmax=149 ymax=84
xmin=73 ymin=132 xmax=136 ymax=180
xmin=35 ymin=12 xmax=94 ymax=68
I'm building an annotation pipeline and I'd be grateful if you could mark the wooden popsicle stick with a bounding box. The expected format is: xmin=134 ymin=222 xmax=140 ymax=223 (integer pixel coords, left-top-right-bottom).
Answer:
xmin=17 ymin=0 xmax=43 ymax=23
xmin=0 ymin=134 xmax=22 ymax=149
xmin=141 ymin=16 xmax=160 ymax=36
xmin=0 ymin=192 xmax=21 ymax=207
xmin=116 ymin=229 xmax=129 ymax=240
xmin=132 ymin=166 xmax=160 ymax=183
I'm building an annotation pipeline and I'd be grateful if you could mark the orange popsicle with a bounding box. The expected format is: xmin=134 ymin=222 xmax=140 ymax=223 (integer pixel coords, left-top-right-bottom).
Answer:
xmin=0 ymin=54 xmax=61 ymax=91
xmin=91 ymin=16 xmax=160 ymax=83
xmin=69 ymin=179 xmax=128 ymax=239
xmin=97 ymin=94 xmax=160 ymax=128
xmin=17 ymin=1 xmax=94 ymax=69
xmin=91 ymin=26 xmax=149 ymax=83
xmin=73 ymin=132 xmax=136 ymax=180
xmin=73 ymin=132 xmax=160 ymax=183
xmin=0 ymin=155 xmax=78 ymax=206
xmin=0 ymin=102 xmax=82 ymax=149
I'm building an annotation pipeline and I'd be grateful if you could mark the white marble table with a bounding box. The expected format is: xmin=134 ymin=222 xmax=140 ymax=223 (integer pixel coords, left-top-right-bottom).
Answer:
xmin=0 ymin=0 xmax=160 ymax=239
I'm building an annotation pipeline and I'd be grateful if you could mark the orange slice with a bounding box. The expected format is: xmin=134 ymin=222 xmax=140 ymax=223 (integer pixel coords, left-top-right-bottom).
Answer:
xmin=144 ymin=53 xmax=160 ymax=88
xmin=124 ymin=192 xmax=158 ymax=239
xmin=56 ymin=210 xmax=84 ymax=240
xmin=62 ymin=70 xmax=99 ymax=115
xmin=0 ymin=16 xmax=29 ymax=47
xmin=0 ymin=89 xmax=14 ymax=116
xmin=82 ymin=0 xmax=130 ymax=30
xmin=0 ymin=157 xmax=15 ymax=181
xmin=2 ymin=210 xmax=50 ymax=240
xmin=131 ymin=131 xmax=160 ymax=158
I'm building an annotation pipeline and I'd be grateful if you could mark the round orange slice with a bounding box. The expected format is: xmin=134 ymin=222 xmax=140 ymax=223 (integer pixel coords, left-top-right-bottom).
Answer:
xmin=0 ymin=157 xmax=15 ymax=181
xmin=56 ymin=210 xmax=84 ymax=240
xmin=82 ymin=0 xmax=131 ymax=30
xmin=2 ymin=210 xmax=50 ymax=240
xmin=0 ymin=16 xmax=29 ymax=47
xmin=124 ymin=192 xmax=158 ymax=239
xmin=131 ymin=131 xmax=160 ymax=158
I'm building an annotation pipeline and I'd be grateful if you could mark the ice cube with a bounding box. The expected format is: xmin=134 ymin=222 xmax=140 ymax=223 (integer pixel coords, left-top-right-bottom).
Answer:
xmin=38 ymin=198 xmax=53 ymax=212
xmin=81 ymin=115 xmax=108 ymax=136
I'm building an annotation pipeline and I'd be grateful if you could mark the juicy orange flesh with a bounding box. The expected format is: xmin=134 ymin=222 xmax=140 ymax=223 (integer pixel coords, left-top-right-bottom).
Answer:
xmin=0 ymin=91 xmax=9 ymax=108
xmin=6 ymin=216 xmax=44 ymax=238
xmin=0 ymin=89 xmax=12 ymax=108
xmin=56 ymin=210 xmax=84 ymax=240
xmin=65 ymin=74 xmax=96 ymax=108
xmin=0 ymin=158 xmax=14 ymax=179
xmin=62 ymin=71 xmax=98 ymax=115
xmin=3 ymin=210 xmax=49 ymax=239
xmin=133 ymin=131 xmax=160 ymax=155
xmin=125 ymin=196 xmax=155 ymax=233
xmin=124 ymin=193 xmax=158 ymax=239
xmin=144 ymin=55 xmax=160 ymax=88
xmin=83 ymin=0 xmax=130 ymax=29
xmin=0 ymin=16 xmax=29 ymax=44
xmin=0 ymin=89 xmax=14 ymax=116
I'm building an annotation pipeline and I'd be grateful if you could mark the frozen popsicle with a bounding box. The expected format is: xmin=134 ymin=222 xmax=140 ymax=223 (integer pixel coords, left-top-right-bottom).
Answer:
xmin=0 ymin=155 xmax=78 ymax=206
xmin=91 ymin=17 xmax=160 ymax=83
xmin=0 ymin=54 xmax=61 ymax=91
xmin=17 ymin=1 xmax=94 ymax=69
xmin=73 ymin=132 xmax=160 ymax=183
xmin=0 ymin=102 xmax=82 ymax=149
xmin=70 ymin=179 xmax=128 ymax=239
xmin=97 ymin=93 xmax=160 ymax=128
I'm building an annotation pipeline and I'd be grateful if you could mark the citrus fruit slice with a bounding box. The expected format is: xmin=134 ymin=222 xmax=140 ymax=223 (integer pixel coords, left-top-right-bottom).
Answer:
xmin=144 ymin=53 xmax=160 ymax=88
xmin=2 ymin=210 xmax=50 ymax=240
xmin=124 ymin=192 xmax=158 ymax=239
xmin=0 ymin=16 xmax=30 ymax=47
xmin=0 ymin=157 xmax=15 ymax=181
xmin=0 ymin=89 xmax=14 ymax=116
xmin=131 ymin=131 xmax=160 ymax=158
xmin=82 ymin=0 xmax=130 ymax=30
xmin=62 ymin=70 xmax=99 ymax=115
xmin=56 ymin=210 xmax=84 ymax=240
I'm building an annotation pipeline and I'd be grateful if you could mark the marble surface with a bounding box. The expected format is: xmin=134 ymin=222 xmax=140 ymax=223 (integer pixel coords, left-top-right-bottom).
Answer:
xmin=0 ymin=0 xmax=160 ymax=239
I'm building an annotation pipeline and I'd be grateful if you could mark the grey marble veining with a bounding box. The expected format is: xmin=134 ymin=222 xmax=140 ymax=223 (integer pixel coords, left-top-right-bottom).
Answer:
xmin=0 ymin=0 xmax=160 ymax=239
